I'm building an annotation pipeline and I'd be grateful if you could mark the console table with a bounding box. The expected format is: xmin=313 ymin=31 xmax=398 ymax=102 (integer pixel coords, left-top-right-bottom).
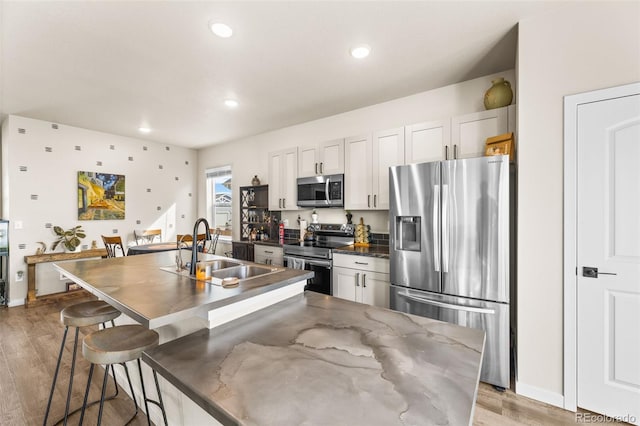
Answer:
xmin=24 ymin=248 xmax=107 ymax=307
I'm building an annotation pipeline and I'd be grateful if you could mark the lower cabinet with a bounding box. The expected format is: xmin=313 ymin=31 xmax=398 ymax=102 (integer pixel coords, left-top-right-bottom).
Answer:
xmin=254 ymin=244 xmax=283 ymax=266
xmin=332 ymin=253 xmax=389 ymax=308
xmin=231 ymin=241 xmax=254 ymax=261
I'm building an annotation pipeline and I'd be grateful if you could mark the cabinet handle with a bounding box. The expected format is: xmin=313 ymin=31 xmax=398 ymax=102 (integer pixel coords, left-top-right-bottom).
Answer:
xmin=367 ymin=195 xmax=371 ymax=208
xmin=283 ymin=198 xmax=286 ymax=208
xmin=363 ymin=274 xmax=367 ymax=288
xmin=445 ymin=145 xmax=449 ymax=160
xmin=355 ymin=272 xmax=360 ymax=287
xmin=320 ymin=162 xmax=323 ymax=174
xmin=374 ymin=194 xmax=377 ymax=208
xmin=278 ymin=198 xmax=282 ymax=208
xmin=355 ymin=261 xmax=369 ymax=265
xmin=454 ymin=144 xmax=458 ymax=159
xmin=265 ymin=250 xmax=273 ymax=254
xmin=315 ymin=163 xmax=318 ymax=174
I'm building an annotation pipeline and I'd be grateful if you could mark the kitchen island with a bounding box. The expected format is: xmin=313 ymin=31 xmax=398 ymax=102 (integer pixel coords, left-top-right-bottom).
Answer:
xmin=53 ymin=251 xmax=484 ymax=426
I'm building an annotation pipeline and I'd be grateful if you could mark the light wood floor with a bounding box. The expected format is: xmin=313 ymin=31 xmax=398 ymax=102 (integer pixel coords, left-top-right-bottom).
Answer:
xmin=1 ymin=293 xmax=596 ymax=426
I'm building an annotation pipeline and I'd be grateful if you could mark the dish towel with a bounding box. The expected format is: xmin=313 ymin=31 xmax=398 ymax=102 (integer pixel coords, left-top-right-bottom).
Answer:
xmin=287 ymin=257 xmax=306 ymax=270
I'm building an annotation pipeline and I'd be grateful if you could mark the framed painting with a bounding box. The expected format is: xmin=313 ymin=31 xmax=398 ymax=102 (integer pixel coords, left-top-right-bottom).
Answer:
xmin=78 ymin=171 xmax=125 ymax=220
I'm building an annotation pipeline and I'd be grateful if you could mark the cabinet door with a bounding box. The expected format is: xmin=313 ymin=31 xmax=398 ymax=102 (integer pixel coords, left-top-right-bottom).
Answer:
xmin=231 ymin=242 xmax=248 ymax=260
xmin=405 ymin=120 xmax=450 ymax=164
xmin=281 ymin=148 xmax=298 ymax=210
xmin=372 ymin=127 xmax=405 ymax=210
xmin=318 ymin=138 xmax=344 ymax=175
xmin=332 ymin=266 xmax=358 ymax=302
xmin=451 ymin=107 xmax=508 ymax=159
xmin=298 ymin=145 xmax=319 ymax=178
xmin=344 ymin=134 xmax=373 ymax=210
xmin=360 ymin=271 xmax=390 ymax=309
xmin=268 ymin=151 xmax=284 ymax=210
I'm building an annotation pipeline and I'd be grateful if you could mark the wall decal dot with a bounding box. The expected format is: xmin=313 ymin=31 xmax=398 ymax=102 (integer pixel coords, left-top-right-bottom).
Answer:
xmin=75 ymin=146 xmax=82 ymax=151
xmin=18 ymin=128 xmax=26 ymax=134
xmin=181 ymin=214 xmax=185 ymax=219
xmin=157 ymin=206 xmax=161 ymax=211
xmin=112 ymin=229 xmax=118 ymax=234
xmin=45 ymin=223 xmax=52 ymax=228
xmin=188 ymin=193 xmax=192 ymax=197
xmin=165 ymin=146 xmax=170 ymax=151
xmin=128 ymin=156 xmax=134 ymax=161
xmin=96 ymin=161 xmax=102 ymax=166
xmin=30 ymin=194 xmax=38 ymax=200
xmin=158 ymin=165 xmax=163 ymax=169
xmin=45 ymin=147 xmax=53 ymax=152
xmin=51 ymin=123 xmax=59 ymax=129
xmin=136 ymin=220 xmax=141 ymax=225
xmin=19 ymin=166 xmax=27 ymax=172
xmin=175 ymin=177 xmax=179 ymax=181
xmin=18 ymin=244 xmax=26 ymax=250
xmin=143 ymin=146 xmax=148 ymax=151
xmin=146 ymin=188 xmax=151 ymax=193
xmin=110 ymin=145 xmax=115 ymax=150
xmin=81 ymin=244 xmax=89 ymax=250
xmin=185 ymin=161 xmax=189 ymax=165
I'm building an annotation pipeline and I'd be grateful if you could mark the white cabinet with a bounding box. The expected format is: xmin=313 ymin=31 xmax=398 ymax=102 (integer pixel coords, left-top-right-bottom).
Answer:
xmin=254 ymin=244 xmax=283 ymax=266
xmin=450 ymin=106 xmax=509 ymax=159
xmin=405 ymin=120 xmax=451 ymax=164
xmin=298 ymin=139 xmax=344 ymax=177
xmin=268 ymin=147 xmax=298 ymax=211
xmin=344 ymin=127 xmax=404 ymax=210
xmin=332 ymin=254 xmax=389 ymax=308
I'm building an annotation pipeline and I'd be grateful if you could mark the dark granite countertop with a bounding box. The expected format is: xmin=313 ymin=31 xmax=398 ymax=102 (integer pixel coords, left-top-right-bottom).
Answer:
xmin=144 ymin=292 xmax=484 ymax=426
xmin=333 ymin=244 xmax=390 ymax=258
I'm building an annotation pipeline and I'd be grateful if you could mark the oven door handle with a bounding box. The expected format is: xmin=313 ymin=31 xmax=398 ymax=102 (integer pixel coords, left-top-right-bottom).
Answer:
xmin=284 ymin=256 xmax=331 ymax=269
xmin=325 ymin=177 xmax=330 ymax=205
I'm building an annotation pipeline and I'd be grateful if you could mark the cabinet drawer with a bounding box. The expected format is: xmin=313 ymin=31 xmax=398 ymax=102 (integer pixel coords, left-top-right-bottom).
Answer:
xmin=254 ymin=244 xmax=283 ymax=258
xmin=333 ymin=253 xmax=389 ymax=274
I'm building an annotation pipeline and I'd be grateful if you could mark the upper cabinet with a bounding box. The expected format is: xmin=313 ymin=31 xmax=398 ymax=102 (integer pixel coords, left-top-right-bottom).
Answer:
xmin=450 ymin=106 xmax=510 ymax=159
xmin=405 ymin=120 xmax=451 ymax=164
xmin=345 ymin=127 xmax=404 ymax=210
xmin=268 ymin=147 xmax=298 ymax=211
xmin=406 ymin=105 xmax=513 ymax=163
xmin=298 ymin=138 xmax=345 ymax=177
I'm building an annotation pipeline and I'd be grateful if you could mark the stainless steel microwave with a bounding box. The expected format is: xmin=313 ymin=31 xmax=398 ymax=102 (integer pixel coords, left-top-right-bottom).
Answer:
xmin=296 ymin=174 xmax=344 ymax=208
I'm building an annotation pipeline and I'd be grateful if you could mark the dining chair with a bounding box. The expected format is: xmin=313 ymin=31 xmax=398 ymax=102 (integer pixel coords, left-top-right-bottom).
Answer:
xmin=134 ymin=229 xmax=162 ymax=245
xmin=176 ymin=234 xmax=207 ymax=244
xmin=102 ymin=235 xmax=127 ymax=257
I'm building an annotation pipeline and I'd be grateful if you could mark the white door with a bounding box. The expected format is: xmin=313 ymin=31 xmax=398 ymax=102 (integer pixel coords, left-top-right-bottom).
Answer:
xmin=268 ymin=151 xmax=283 ymax=210
xmin=372 ymin=127 xmax=404 ymax=210
xmin=298 ymin=144 xmax=319 ymax=177
xmin=318 ymin=138 xmax=344 ymax=175
xmin=360 ymin=271 xmax=390 ymax=308
xmin=332 ymin=267 xmax=358 ymax=302
xmin=282 ymin=148 xmax=298 ymax=210
xmin=345 ymin=134 xmax=372 ymax=210
xmin=451 ymin=107 xmax=508 ymax=159
xmin=405 ymin=120 xmax=450 ymax=164
xmin=577 ymin=93 xmax=640 ymax=423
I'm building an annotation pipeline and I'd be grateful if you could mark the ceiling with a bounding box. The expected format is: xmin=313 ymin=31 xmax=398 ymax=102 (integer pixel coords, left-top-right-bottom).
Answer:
xmin=0 ymin=1 xmax=564 ymax=149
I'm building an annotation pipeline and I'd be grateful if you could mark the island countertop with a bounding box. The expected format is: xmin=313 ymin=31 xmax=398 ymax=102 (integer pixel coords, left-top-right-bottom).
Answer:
xmin=52 ymin=251 xmax=313 ymax=329
xmin=144 ymin=291 xmax=485 ymax=426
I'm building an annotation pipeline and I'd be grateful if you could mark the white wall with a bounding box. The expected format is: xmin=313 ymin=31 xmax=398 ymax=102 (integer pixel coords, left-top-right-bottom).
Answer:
xmin=517 ymin=1 xmax=640 ymax=404
xmin=197 ymin=69 xmax=516 ymax=237
xmin=1 ymin=115 xmax=198 ymax=304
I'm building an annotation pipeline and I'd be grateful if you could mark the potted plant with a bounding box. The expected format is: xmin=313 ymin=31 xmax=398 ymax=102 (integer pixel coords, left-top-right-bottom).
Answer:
xmin=345 ymin=210 xmax=353 ymax=224
xmin=51 ymin=225 xmax=86 ymax=252
xmin=311 ymin=209 xmax=318 ymax=224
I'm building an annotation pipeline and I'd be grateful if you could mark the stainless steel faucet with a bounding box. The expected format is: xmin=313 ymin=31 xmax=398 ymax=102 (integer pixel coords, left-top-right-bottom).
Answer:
xmin=175 ymin=234 xmax=190 ymax=271
xmin=189 ymin=218 xmax=211 ymax=276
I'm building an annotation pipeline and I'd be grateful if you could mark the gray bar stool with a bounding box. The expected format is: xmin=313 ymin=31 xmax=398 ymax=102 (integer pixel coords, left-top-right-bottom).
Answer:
xmin=44 ymin=300 xmax=122 ymax=426
xmin=79 ymin=324 xmax=168 ymax=426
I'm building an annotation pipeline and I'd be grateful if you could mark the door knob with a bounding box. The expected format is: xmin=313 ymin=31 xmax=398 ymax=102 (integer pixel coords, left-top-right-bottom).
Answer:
xmin=582 ymin=266 xmax=617 ymax=278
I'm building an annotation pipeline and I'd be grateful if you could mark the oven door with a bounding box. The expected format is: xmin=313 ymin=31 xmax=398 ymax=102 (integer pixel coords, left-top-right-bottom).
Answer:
xmin=284 ymin=255 xmax=332 ymax=295
xmin=296 ymin=174 xmax=344 ymax=207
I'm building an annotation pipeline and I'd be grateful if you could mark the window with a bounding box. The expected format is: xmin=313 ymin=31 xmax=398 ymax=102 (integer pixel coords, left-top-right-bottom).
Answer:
xmin=206 ymin=166 xmax=232 ymax=238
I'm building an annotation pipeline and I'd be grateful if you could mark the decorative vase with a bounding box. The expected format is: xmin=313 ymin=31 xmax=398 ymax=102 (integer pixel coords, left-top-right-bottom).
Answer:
xmin=484 ymin=77 xmax=513 ymax=110
xmin=311 ymin=213 xmax=318 ymax=224
xmin=251 ymin=175 xmax=261 ymax=186
xmin=346 ymin=213 xmax=353 ymax=224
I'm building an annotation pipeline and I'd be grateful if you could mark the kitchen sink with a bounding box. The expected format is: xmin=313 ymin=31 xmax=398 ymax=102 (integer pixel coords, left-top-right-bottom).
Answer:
xmin=209 ymin=264 xmax=277 ymax=280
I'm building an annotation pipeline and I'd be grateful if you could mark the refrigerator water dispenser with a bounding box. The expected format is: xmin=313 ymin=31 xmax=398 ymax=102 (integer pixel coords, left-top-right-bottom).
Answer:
xmin=395 ymin=216 xmax=421 ymax=251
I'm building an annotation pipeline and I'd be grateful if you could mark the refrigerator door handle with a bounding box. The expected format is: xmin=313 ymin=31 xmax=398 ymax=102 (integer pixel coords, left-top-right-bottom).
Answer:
xmin=441 ymin=184 xmax=449 ymax=273
xmin=433 ymin=184 xmax=440 ymax=272
xmin=398 ymin=290 xmax=496 ymax=315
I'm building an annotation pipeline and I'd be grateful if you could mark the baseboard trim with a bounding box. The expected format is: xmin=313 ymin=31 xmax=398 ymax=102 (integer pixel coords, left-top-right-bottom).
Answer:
xmin=8 ymin=299 xmax=24 ymax=308
xmin=515 ymin=380 xmax=565 ymax=409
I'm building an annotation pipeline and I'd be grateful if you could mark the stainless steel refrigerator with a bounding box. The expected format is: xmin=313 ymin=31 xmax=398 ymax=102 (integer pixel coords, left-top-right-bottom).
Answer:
xmin=389 ymin=155 xmax=510 ymax=388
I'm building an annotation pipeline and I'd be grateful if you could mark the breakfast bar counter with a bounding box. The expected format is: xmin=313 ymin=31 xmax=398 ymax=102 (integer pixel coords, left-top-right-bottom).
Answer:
xmin=52 ymin=251 xmax=313 ymax=329
xmin=144 ymin=291 xmax=485 ymax=426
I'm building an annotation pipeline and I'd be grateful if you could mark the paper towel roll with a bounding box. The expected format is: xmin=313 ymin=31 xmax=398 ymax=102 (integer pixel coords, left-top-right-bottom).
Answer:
xmin=299 ymin=220 xmax=307 ymax=241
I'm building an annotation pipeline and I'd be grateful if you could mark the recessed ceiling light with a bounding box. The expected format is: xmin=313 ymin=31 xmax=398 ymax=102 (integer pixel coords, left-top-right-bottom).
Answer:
xmin=209 ymin=22 xmax=233 ymax=38
xmin=138 ymin=127 xmax=151 ymax=134
xmin=350 ymin=44 xmax=371 ymax=59
xmin=224 ymin=99 xmax=239 ymax=108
